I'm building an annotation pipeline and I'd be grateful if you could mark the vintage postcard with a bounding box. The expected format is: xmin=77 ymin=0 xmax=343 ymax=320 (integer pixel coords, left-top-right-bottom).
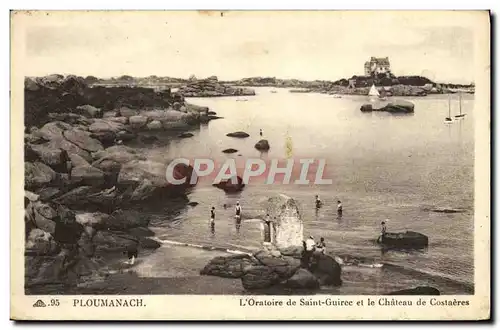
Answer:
xmin=10 ymin=10 xmax=490 ymax=320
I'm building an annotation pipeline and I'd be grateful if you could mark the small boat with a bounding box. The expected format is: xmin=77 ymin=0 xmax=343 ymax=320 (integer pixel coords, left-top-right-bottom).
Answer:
xmin=454 ymin=93 xmax=466 ymax=119
xmin=377 ymin=231 xmax=429 ymax=249
xmin=331 ymin=94 xmax=342 ymax=98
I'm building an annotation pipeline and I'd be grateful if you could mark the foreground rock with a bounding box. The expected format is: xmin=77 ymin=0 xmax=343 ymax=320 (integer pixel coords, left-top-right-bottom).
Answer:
xmin=377 ymin=231 xmax=429 ymax=249
xmin=360 ymin=100 xmax=415 ymax=114
xmin=200 ymin=246 xmax=341 ymax=292
xmin=388 ymin=286 xmax=440 ymax=295
xmin=285 ymin=268 xmax=319 ymax=289
xmin=24 ymin=196 xmax=162 ymax=289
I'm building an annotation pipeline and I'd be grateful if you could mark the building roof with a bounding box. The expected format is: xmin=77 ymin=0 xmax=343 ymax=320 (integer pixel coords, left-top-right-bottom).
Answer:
xmin=370 ymin=57 xmax=390 ymax=65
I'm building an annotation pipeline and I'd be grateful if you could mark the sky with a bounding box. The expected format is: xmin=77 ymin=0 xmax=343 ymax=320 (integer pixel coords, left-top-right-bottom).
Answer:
xmin=17 ymin=11 xmax=484 ymax=84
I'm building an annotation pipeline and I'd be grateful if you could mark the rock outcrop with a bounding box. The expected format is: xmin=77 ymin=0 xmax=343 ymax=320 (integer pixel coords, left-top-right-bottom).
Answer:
xmin=213 ymin=176 xmax=245 ymax=193
xmin=200 ymin=244 xmax=342 ymax=292
xmin=265 ymin=194 xmax=304 ymax=249
xmin=177 ymin=76 xmax=255 ymax=97
xmin=360 ymin=100 xmax=415 ymax=113
xmin=226 ymin=131 xmax=250 ymax=138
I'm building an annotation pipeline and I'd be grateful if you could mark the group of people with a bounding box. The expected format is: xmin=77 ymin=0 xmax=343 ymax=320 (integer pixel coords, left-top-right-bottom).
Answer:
xmin=209 ymin=201 xmax=242 ymax=234
xmin=300 ymin=235 xmax=327 ymax=268
xmin=315 ymin=195 xmax=343 ymax=216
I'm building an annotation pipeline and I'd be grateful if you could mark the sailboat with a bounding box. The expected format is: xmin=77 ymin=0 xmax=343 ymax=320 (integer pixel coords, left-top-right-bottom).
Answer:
xmin=445 ymin=94 xmax=454 ymax=124
xmin=454 ymin=93 xmax=466 ymax=119
xmin=368 ymin=84 xmax=380 ymax=98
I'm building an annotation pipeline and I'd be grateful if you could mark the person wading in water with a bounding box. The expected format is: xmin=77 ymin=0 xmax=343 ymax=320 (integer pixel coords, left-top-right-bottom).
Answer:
xmin=315 ymin=195 xmax=322 ymax=209
xmin=235 ymin=201 xmax=242 ymax=230
xmin=337 ymin=200 xmax=343 ymax=216
xmin=209 ymin=207 xmax=216 ymax=234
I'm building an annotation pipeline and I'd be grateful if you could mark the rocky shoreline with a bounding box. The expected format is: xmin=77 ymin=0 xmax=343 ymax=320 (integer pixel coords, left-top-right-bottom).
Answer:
xmin=225 ymin=75 xmax=474 ymax=97
xmin=24 ymin=75 xmax=216 ymax=292
xmin=177 ymin=76 xmax=255 ymax=98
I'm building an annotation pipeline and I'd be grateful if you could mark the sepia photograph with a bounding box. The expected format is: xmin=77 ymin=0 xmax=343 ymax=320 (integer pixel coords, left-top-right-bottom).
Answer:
xmin=10 ymin=9 xmax=491 ymax=320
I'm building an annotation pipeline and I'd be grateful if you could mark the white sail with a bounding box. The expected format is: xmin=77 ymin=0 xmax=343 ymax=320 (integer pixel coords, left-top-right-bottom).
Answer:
xmin=368 ymin=84 xmax=380 ymax=97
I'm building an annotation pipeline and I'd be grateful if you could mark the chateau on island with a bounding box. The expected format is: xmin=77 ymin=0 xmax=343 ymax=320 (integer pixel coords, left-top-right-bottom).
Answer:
xmin=364 ymin=57 xmax=391 ymax=76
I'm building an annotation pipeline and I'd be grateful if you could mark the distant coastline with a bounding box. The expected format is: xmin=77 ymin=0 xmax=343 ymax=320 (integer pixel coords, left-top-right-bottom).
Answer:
xmin=49 ymin=74 xmax=475 ymax=98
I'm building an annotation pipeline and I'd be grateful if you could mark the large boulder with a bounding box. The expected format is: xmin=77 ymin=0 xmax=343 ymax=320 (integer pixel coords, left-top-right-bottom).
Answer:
xmin=92 ymin=231 xmax=138 ymax=255
xmin=26 ymin=144 xmax=69 ymax=173
xmin=75 ymin=212 xmax=110 ymax=228
xmin=26 ymin=201 xmax=82 ymax=245
xmin=310 ymin=253 xmax=342 ymax=286
xmin=25 ymin=228 xmax=59 ymax=256
xmin=213 ymin=176 xmax=245 ymax=193
xmin=70 ymin=165 xmax=105 ymax=187
xmin=92 ymin=145 xmax=143 ymax=164
xmin=253 ymin=250 xmax=299 ymax=279
xmin=63 ymin=129 xmax=103 ymax=153
xmin=76 ymin=105 xmax=103 ymax=118
xmin=241 ymin=265 xmax=280 ymax=290
xmin=279 ymin=245 xmax=304 ymax=259
xmin=200 ymin=254 xmax=258 ymax=278
xmin=69 ymin=153 xmax=90 ymax=167
xmin=129 ymin=115 xmax=148 ymax=129
xmin=106 ymin=209 xmax=150 ymax=230
xmin=285 ymin=268 xmax=319 ymax=289
xmin=35 ymin=121 xmax=72 ymax=141
xmin=360 ymin=100 xmax=415 ymax=114
xmin=47 ymin=136 xmax=92 ymax=163
xmin=117 ymin=107 xmax=139 ymax=118
xmin=25 ymin=162 xmax=57 ymax=190
xmin=53 ymin=186 xmax=118 ymax=209
xmin=146 ymin=120 xmax=162 ymax=130
xmin=91 ymin=158 xmax=122 ymax=183
xmin=255 ymin=139 xmax=270 ymax=151
xmin=89 ymin=118 xmax=126 ymax=134
xmin=265 ymin=194 xmax=304 ymax=249
xmin=117 ymin=160 xmax=167 ymax=187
